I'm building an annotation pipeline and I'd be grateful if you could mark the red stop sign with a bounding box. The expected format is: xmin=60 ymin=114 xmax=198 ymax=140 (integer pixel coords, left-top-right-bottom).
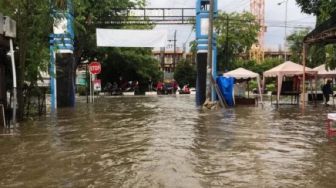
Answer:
xmin=89 ymin=61 xmax=101 ymax=75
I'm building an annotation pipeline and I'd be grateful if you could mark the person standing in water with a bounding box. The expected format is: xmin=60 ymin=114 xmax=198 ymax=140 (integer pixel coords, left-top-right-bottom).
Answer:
xmin=322 ymin=80 xmax=333 ymax=106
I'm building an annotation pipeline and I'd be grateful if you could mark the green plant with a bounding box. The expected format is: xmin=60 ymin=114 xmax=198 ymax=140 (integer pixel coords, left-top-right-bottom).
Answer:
xmin=174 ymin=58 xmax=197 ymax=87
xmin=266 ymin=83 xmax=275 ymax=92
xmin=249 ymin=80 xmax=258 ymax=90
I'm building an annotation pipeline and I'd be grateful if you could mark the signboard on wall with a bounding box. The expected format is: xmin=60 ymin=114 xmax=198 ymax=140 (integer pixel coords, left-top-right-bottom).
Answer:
xmin=93 ymin=79 xmax=101 ymax=91
xmin=53 ymin=17 xmax=67 ymax=34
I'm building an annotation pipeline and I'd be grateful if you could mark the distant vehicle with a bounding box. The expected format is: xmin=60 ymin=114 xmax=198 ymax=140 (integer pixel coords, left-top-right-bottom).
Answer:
xmin=156 ymin=81 xmax=178 ymax=95
xmin=179 ymin=84 xmax=190 ymax=94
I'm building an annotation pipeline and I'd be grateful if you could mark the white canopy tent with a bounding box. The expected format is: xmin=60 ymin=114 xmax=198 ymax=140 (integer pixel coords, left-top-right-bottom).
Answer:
xmin=224 ymin=67 xmax=263 ymax=103
xmin=263 ymin=61 xmax=317 ymax=104
xmin=313 ymin=64 xmax=336 ymax=78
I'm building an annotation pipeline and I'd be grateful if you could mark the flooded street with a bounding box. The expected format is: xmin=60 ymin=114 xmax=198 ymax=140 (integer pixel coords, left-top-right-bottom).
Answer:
xmin=1 ymin=95 xmax=336 ymax=187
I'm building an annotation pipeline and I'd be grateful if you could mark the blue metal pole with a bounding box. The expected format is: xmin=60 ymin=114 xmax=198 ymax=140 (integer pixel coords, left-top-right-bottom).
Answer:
xmin=50 ymin=46 xmax=56 ymax=111
xmin=49 ymin=0 xmax=75 ymax=110
xmin=211 ymin=45 xmax=217 ymax=101
xmin=212 ymin=0 xmax=218 ymax=102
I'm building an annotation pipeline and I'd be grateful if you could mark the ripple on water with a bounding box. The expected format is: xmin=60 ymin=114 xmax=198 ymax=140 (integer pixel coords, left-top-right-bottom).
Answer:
xmin=1 ymin=97 xmax=336 ymax=187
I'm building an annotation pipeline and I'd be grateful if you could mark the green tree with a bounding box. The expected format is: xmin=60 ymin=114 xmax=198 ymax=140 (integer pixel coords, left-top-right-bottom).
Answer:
xmin=66 ymin=0 xmax=161 ymax=93
xmin=69 ymin=0 xmax=146 ymax=64
xmin=231 ymin=58 xmax=282 ymax=75
xmin=99 ymin=48 xmax=162 ymax=92
xmin=0 ymin=0 xmax=52 ymax=120
xmin=0 ymin=0 xmax=155 ymax=119
xmin=325 ymin=44 xmax=336 ymax=70
xmin=56 ymin=0 xmax=159 ymax=95
xmin=295 ymin=0 xmax=336 ymax=24
xmin=296 ymin=0 xmax=336 ymax=67
xmin=215 ymin=11 xmax=259 ymax=72
xmin=174 ymin=59 xmax=196 ymax=87
xmin=286 ymin=29 xmax=309 ymax=64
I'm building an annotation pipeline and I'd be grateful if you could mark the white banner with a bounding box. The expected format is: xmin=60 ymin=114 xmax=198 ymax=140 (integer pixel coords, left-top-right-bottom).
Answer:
xmin=96 ymin=28 xmax=168 ymax=48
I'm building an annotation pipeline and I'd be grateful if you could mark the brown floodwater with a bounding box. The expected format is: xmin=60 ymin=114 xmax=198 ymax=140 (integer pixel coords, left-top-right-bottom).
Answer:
xmin=1 ymin=95 xmax=336 ymax=188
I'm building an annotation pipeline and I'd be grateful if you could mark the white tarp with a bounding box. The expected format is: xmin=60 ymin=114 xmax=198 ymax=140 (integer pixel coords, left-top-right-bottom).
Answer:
xmin=224 ymin=67 xmax=259 ymax=79
xmin=96 ymin=28 xmax=168 ymax=48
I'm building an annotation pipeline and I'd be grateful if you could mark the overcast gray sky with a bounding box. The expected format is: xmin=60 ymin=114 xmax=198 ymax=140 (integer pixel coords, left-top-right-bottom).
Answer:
xmin=148 ymin=0 xmax=316 ymax=51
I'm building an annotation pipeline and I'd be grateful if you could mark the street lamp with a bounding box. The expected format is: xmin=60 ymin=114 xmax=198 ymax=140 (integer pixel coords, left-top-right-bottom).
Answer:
xmin=278 ymin=0 xmax=289 ymax=61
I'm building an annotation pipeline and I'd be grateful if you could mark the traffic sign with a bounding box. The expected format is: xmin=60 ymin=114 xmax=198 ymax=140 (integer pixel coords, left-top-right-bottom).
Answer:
xmin=93 ymin=79 xmax=101 ymax=91
xmin=89 ymin=61 xmax=101 ymax=75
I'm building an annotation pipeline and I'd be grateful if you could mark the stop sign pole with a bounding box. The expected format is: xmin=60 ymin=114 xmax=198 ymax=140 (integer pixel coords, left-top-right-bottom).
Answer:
xmin=89 ymin=61 xmax=101 ymax=103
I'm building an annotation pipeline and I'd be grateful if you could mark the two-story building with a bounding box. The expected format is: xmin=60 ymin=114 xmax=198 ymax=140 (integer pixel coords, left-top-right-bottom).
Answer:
xmin=152 ymin=47 xmax=196 ymax=73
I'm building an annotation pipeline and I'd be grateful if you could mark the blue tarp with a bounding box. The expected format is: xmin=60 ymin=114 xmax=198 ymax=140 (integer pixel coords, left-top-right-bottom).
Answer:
xmin=217 ymin=77 xmax=235 ymax=107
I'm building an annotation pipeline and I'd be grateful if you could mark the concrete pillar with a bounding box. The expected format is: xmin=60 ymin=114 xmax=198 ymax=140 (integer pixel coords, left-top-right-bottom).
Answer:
xmin=196 ymin=53 xmax=207 ymax=106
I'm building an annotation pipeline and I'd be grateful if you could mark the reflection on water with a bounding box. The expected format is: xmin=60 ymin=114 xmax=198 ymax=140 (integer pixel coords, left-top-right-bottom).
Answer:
xmin=1 ymin=95 xmax=336 ymax=187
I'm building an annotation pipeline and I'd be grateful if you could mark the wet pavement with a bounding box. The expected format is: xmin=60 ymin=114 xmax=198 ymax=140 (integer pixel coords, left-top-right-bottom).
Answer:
xmin=1 ymin=95 xmax=336 ymax=187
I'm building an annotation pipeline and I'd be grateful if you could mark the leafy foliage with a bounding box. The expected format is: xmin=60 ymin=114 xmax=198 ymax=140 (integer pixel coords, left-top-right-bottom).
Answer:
xmin=286 ymin=29 xmax=309 ymax=64
xmin=174 ymin=59 xmax=196 ymax=87
xmin=325 ymin=44 xmax=336 ymax=70
xmin=0 ymin=0 xmax=51 ymax=83
xmin=66 ymin=0 xmax=148 ymax=64
xmin=295 ymin=0 xmax=336 ymax=69
xmin=215 ymin=11 xmax=259 ymax=71
xmin=295 ymin=0 xmax=336 ymax=23
xmin=230 ymin=58 xmax=283 ymax=75
xmin=67 ymin=0 xmax=159 ymax=92
xmin=0 ymin=0 xmax=156 ymax=118
xmin=0 ymin=0 xmax=52 ymax=119
xmin=99 ymin=48 xmax=162 ymax=91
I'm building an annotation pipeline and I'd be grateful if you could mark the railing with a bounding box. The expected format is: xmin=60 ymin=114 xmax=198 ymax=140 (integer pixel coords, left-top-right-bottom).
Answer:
xmin=98 ymin=8 xmax=196 ymax=25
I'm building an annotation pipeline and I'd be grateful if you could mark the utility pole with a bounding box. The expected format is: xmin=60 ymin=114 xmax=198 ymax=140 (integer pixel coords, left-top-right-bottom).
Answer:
xmin=160 ymin=47 xmax=165 ymax=71
xmin=206 ymin=0 xmax=214 ymax=100
xmin=9 ymin=38 xmax=16 ymax=125
xmin=3 ymin=16 xmax=17 ymax=126
xmin=284 ymin=0 xmax=288 ymax=61
xmin=173 ymin=30 xmax=177 ymax=72
xmin=277 ymin=0 xmax=288 ymax=61
xmin=225 ymin=15 xmax=229 ymax=66
xmin=85 ymin=61 xmax=89 ymax=103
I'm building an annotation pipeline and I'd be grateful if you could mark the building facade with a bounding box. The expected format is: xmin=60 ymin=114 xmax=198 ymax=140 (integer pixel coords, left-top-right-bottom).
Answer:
xmin=152 ymin=48 xmax=196 ymax=73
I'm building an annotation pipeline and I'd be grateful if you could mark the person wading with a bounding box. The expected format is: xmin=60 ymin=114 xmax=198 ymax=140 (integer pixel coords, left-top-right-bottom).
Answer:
xmin=322 ymin=80 xmax=334 ymax=106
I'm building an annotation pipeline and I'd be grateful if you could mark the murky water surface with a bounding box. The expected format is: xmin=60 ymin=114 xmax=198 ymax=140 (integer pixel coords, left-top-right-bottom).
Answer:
xmin=1 ymin=95 xmax=336 ymax=187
